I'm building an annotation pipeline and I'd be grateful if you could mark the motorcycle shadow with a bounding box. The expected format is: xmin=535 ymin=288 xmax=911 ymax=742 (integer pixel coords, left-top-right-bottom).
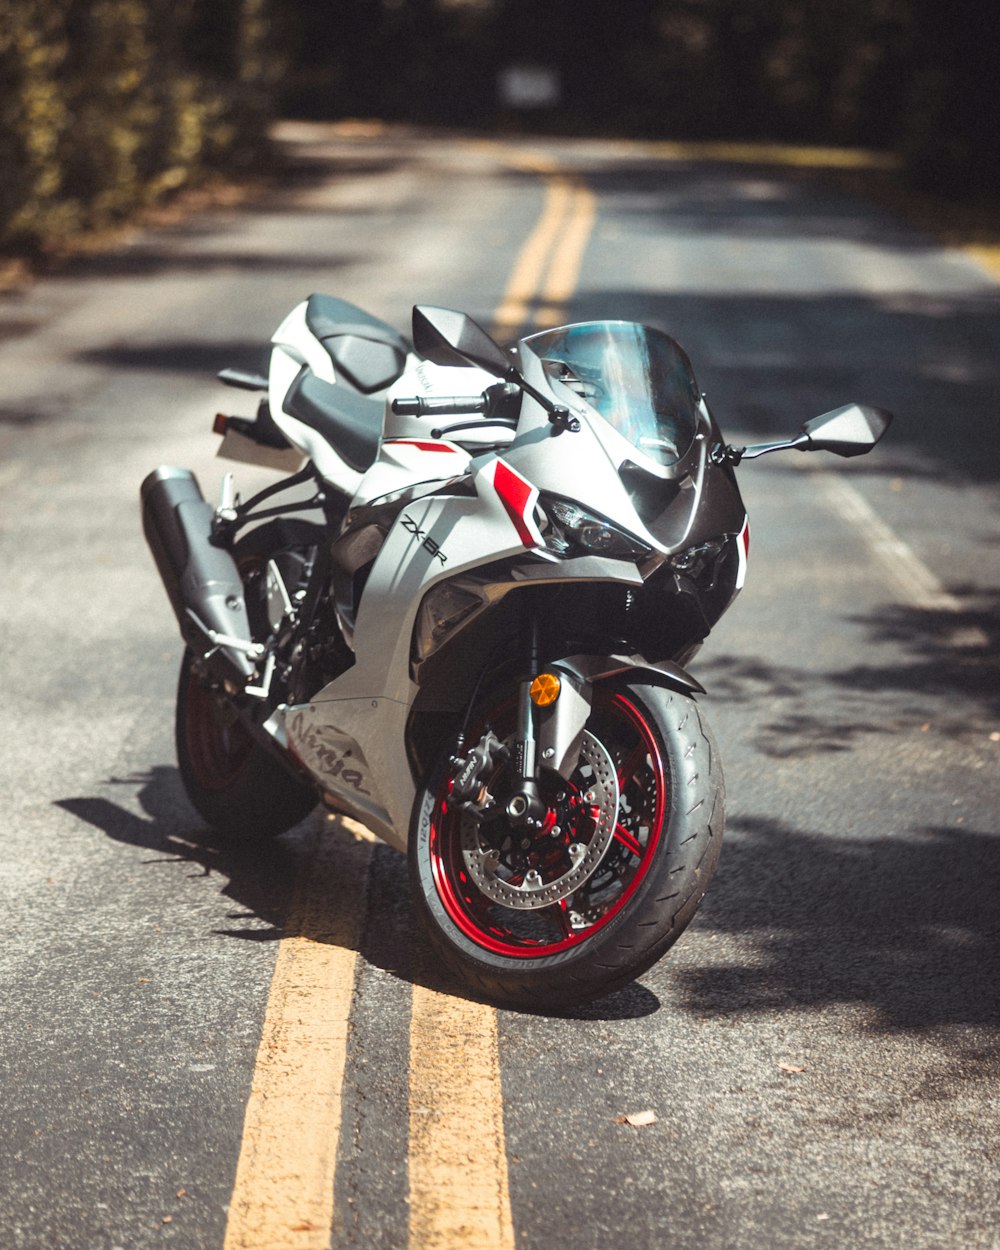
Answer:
xmin=56 ymin=764 xmax=660 ymax=1022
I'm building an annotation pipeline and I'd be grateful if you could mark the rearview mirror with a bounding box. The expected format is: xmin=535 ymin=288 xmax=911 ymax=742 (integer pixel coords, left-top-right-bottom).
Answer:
xmin=801 ymin=404 xmax=893 ymax=457
xmin=412 ymin=305 xmax=512 ymax=377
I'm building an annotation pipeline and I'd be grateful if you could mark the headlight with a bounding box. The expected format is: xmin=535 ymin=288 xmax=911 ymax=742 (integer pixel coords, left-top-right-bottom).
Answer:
xmin=536 ymin=495 xmax=651 ymax=561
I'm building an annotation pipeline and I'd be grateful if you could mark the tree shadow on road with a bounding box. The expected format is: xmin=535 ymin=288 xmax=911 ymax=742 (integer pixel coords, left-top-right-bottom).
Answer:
xmin=676 ymin=813 xmax=1000 ymax=1048
xmin=666 ymin=588 xmax=1000 ymax=1057
xmin=701 ymin=588 xmax=1000 ymax=757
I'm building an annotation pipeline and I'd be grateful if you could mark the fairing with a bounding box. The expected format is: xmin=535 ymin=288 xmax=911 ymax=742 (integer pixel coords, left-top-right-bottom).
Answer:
xmin=244 ymin=307 xmax=747 ymax=848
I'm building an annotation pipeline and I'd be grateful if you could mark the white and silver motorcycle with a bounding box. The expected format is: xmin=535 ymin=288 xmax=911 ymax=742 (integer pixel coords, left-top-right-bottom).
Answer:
xmin=142 ymin=295 xmax=890 ymax=1007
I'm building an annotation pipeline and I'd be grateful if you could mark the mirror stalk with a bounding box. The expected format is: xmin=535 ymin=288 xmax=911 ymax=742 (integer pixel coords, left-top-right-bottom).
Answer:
xmin=711 ymin=434 xmax=809 ymax=466
xmin=507 ymin=367 xmax=581 ymax=435
xmin=742 ymin=433 xmax=811 ymax=461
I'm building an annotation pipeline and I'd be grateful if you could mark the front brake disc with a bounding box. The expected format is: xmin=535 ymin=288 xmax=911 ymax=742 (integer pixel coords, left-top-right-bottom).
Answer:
xmin=459 ymin=730 xmax=620 ymax=911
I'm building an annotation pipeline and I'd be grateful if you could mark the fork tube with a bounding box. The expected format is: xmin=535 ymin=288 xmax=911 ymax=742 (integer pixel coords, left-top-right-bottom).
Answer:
xmin=515 ymin=613 xmax=540 ymax=782
xmin=505 ymin=612 xmax=545 ymax=827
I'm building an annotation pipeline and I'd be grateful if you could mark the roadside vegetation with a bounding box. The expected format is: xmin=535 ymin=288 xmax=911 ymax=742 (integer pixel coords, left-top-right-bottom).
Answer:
xmin=0 ymin=0 xmax=276 ymax=266
xmin=2 ymin=0 xmax=998 ymax=271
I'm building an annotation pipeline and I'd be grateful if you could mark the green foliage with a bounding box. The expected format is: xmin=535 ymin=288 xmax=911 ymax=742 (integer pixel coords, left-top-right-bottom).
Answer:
xmin=0 ymin=0 xmax=279 ymax=253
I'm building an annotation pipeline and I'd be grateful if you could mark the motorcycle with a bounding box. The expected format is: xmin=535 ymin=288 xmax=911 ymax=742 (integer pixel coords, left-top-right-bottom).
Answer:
xmin=141 ymin=294 xmax=891 ymax=1009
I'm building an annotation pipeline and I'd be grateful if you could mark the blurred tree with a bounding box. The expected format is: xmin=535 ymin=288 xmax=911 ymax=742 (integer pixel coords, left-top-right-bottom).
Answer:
xmin=282 ymin=0 xmax=909 ymax=145
xmin=0 ymin=1 xmax=72 ymax=246
xmin=897 ymin=2 xmax=1000 ymax=195
xmin=4 ymin=0 xmax=999 ymax=257
xmin=0 ymin=0 xmax=280 ymax=253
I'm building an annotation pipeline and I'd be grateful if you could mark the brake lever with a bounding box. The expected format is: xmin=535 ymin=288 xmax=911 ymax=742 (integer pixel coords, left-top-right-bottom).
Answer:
xmin=429 ymin=418 xmax=518 ymax=438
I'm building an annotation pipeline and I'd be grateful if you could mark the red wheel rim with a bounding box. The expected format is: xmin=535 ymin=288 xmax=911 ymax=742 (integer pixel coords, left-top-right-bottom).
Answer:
xmin=183 ymin=669 xmax=255 ymax=791
xmin=428 ymin=691 xmax=667 ymax=958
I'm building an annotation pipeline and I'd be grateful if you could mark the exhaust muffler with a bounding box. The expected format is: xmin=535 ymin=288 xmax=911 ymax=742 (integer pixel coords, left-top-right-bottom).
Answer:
xmin=140 ymin=466 xmax=256 ymax=681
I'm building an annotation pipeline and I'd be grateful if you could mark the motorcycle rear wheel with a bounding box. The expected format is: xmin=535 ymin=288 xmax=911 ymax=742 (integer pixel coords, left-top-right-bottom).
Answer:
xmin=174 ymin=521 xmax=320 ymax=839
xmin=408 ymin=681 xmax=724 ymax=1009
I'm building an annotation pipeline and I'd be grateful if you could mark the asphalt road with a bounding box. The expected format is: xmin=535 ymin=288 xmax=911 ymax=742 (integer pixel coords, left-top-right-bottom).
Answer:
xmin=1 ymin=124 xmax=998 ymax=1250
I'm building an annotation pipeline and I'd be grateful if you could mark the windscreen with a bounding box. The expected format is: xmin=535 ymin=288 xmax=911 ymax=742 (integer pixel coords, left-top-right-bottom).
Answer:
xmin=523 ymin=321 xmax=700 ymax=467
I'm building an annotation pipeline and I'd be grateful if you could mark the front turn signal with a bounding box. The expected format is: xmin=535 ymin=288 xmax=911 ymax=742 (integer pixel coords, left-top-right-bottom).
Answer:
xmin=529 ymin=672 xmax=561 ymax=707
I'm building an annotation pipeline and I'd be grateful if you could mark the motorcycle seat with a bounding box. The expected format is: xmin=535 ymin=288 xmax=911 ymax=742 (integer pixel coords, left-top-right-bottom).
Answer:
xmin=282 ymin=369 xmax=383 ymax=473
xmin=305 ymin=293 xmax=409 ymax=395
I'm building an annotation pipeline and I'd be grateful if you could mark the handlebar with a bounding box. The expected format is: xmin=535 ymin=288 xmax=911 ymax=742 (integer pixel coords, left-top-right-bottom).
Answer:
xmin=391 ymin=394 xmax=488 ymax=417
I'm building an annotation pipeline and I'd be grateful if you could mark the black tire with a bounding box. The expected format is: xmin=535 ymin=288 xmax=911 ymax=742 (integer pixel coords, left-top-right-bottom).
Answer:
xmin=174 ymin=521 xmax=321 ymax=840
xmin=408 ymin=681 xmax=724 ymax=1009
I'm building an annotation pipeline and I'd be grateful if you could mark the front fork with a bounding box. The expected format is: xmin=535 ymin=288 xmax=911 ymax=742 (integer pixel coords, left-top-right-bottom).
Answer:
xmin=506 ymin=617 xmax=548 ymax=829
xmin=445 ymin=612 xmax=597 ymax=821
xmin=507 ymin=615 xmax=597 ymax=827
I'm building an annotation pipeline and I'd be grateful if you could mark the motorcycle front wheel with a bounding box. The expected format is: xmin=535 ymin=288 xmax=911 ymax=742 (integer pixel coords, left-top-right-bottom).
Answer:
xmin=408 ymin=681 xmax=725 ymax=1010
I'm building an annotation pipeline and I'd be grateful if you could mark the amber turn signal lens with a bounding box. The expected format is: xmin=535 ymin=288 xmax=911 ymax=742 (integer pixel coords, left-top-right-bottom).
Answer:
xmin=529 ymin=672 xmax=561 ymax=707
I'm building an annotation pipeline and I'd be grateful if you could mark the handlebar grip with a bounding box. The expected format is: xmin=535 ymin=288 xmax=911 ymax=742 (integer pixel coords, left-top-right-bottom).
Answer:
xmin=391 ymin=395 xmax=487 ymax=417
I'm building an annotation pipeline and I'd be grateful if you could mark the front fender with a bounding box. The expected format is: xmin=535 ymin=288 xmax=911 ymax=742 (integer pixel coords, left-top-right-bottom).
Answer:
xmin=537 ymin=653 xmax=705 ymax=781
xmin=553 ymin=653 xmax=705 ymax=697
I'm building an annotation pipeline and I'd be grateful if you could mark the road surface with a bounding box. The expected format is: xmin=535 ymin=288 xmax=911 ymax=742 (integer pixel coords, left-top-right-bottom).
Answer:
xmin=1 ymin=123 xmax=998 ymax=1250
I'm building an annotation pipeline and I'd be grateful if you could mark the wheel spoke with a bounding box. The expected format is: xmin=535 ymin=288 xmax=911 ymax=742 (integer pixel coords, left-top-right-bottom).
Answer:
xmin=552 ymin=899 xmax=574 ymax=940
xmin=613 ymin=822 xmax=643 ymax=857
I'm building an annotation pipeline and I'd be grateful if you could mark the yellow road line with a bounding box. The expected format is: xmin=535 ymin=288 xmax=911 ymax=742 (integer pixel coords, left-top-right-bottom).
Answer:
xmin=408 ymin=989 xmax=515 ymax=1250
xmin=537 ymin=179 xmax=597 ymax=326
xmin=222 ymin=819 xmax=373 ymax=1250
xmin=639 ymin=138 xmax=899 ymax=170
xmin=479 ymin=140 xmax=598 ymax=335
xmin=492 ymin=173 xmax=596 ymax=335
xmin=964 ymin=245 xmax=1000 ymax=281
xmin=491 ymin=172 xmax=575 ymax=335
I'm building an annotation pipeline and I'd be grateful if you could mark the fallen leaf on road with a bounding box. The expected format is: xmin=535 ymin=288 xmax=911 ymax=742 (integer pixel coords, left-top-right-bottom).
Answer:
xmin=615 ymin=1109 xmax=657 ymax=1127
xmin=777 ymin=1063 xmax=806 ymax=1073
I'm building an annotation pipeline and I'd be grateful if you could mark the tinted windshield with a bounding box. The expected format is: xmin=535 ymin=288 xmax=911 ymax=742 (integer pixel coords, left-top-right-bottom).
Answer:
xmin=523 ymin=321 xmax=700 ymax=467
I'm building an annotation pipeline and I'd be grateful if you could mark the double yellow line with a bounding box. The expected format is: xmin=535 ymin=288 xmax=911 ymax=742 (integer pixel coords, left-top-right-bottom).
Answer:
xmin=488 ymin=149 xmax=597 ymax=336
xmin=222 ymin=147 xmax=597 ymax=1250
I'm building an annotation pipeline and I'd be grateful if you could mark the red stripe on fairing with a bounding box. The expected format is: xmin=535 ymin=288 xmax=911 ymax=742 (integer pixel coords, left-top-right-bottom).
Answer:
xmin=493 ymin=460 xmax=537 ymax=547
xmin=384 ymin=439 xmax=460 ymax=453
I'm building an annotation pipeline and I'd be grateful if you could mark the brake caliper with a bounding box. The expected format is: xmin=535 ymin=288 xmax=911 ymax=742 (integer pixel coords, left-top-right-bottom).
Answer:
xmin=446 ymin=729 xmax=510 ymax=816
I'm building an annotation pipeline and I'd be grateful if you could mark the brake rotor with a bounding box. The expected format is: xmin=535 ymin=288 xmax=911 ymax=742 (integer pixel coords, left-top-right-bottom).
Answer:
xmin=460 ymin=730 xmax=620 ymax=911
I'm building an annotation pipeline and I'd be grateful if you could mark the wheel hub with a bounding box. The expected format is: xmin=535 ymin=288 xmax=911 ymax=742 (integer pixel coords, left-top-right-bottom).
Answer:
xmin=459 ymin=731 xmax=620 ymax=910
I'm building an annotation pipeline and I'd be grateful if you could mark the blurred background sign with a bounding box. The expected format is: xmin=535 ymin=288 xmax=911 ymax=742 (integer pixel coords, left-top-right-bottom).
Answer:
xmin=498 ymin=63 xmax=562 ymax=111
